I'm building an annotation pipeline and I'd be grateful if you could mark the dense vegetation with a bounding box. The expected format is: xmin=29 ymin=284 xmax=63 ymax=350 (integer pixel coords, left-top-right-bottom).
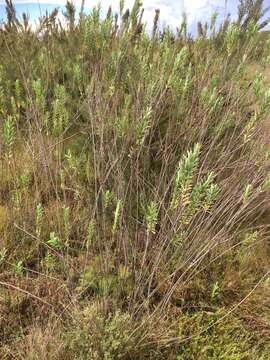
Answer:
xmin=1 ymin=0 xmax=270 ymax=358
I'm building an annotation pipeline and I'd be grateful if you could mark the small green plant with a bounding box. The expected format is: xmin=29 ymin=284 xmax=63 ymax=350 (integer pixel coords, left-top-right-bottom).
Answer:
xmin=187 ymin=172 xmax=217 ymax=217
xmin=66 ymin=306 xmax=136 ymax=359
xmin=243 ymin=112 xmax=259 ymax=143
xmin=73 ymin=63 xmax=82 ymax=84
xmin=225 ymin=24 xmax=241 ymax=56
xmin=242 ymin=184 xmax=253 ymax=204
xmin=136 ymin=106 xmax=152 ymax=146
xmin=43 ymin=252 xmax=56 ymax=271
xmin=74 ymin=188 xmax=81 ymax=200
xmin=112 ymin=199 xmax=122 ymax=234
xmin=52 ymin=84 xmax=69 ymax=136
xmin=32 ymin=78 xmax=48 ymax=130
xmin=211 ymin=281 xmax=220 ymax=301
xmin=19 ymin=171 xmax=30 ymax=188
xmin=171 ymin=143 xmax=201 ymax=209
xmin=13 ymin=260 xmax=24 ymax=275
xmin=103 ymin=189 xmax=115 ymax=209
xmin=202 ymin=183 xmax=220 ymax=213
xmin=101 ymin=311 xmax=134 ymax=359
xmin=115 ymin=94 xmax=131 ymax=139
xmin=172 ymin=231 xmax=185 ymax=249
xmin=47 ymin=232 xmax=60 ymax=248
xmin=201 ymin=85 xmax=224 ymax=114
xmin=35 ymin=203 xmax=44 ymax=238
xmin=177 ymin=310 xmax=252 ymax=360
xmin=172 ymin=46 xmax=188 ymax=75
xmin=243 ymin=230 xmax=258 ymax=245
xmin=64 ymin=149 xmax=77 ymax=172
xmin=145 ymin=200 xmax=158 ymax=234
xmin=11 ymin=189 xmax=21 ymax=211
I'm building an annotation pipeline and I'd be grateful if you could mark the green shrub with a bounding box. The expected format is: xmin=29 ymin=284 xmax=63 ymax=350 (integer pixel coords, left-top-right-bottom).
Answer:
xmin=65 ymin=306 xmax=136 ymax=359
xmin=177 ymin=310 xmax=268 ymax=360
xmin=1 ymin=0 xmax=270 ymax=358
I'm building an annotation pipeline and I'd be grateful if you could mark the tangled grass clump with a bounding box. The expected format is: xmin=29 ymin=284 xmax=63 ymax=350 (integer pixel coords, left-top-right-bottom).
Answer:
xmin=1 ymin=0 xmax=270 ymax=358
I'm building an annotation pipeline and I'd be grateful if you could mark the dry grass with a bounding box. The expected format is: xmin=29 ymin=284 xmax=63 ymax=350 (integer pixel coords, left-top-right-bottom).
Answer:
xmin=1 ymin=0 xmax=270 ymax=358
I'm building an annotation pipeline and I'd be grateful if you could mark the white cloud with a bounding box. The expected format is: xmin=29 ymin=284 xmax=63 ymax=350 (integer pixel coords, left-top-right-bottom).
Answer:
xmin=184 ymin=0 xmax=226 ymax=23
xmin=0 ymin=0 xmax=233 ymax=31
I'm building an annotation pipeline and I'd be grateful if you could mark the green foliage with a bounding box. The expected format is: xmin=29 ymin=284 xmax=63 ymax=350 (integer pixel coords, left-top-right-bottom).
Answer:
xmin=47 ymin=232 xmax=60 ymax=248
xmin=202 ymin=183 xmax=220 ymax=213
xmin=42 ymin=252 xmax=56 ymax=271
xmin=171 ymin=143 xmax=201 ymax=209
xmin=201 ymin=85 xmax=224 ymax=114
xmin=178 ymin=303 xmax=270 ymax=360
xmin=225 ymin=24 xmax=241 ymax=55
xmin=211 ymin=281 xmax=220 ymax=301
xmin=242 ymin=183 xmax=253 ymax=204
xmin=1 ymin=1 xmax=270 ymax=358
xmin=253 ymin=72 xmax=263 ymax=99
xmin=177 ymin=310 xmax=253 ymax=360
xmin=83 ymin=4 xmax=113 ymax=58
xmin=19 ymin=171 xmax=31 ymax=188
xmin=136 ymin=106 xmax=152 ymax=146
xmin=181 ymin=171 xmax=220 ymax=223
xmin=32 ymin=79 xmax=48 ymax=130
xmin=13 ymin=260 xmax=24 ymax=275
xmin=76 ymin=257 xmax=133 ymax=298
xmin=66 ymin=306 xmax=137 ymax=360
xmin=103 ymin=189 xmax=115 ymax=209
xmin=145 ymin=200 xmax=158 ymax=234
xmin=112 ymin=199 xmax=122 ymax=234
xmin=173 ymin=47 xmax=188 ymax=75
xmin=52 ymin=84 xmax=69 ymax=136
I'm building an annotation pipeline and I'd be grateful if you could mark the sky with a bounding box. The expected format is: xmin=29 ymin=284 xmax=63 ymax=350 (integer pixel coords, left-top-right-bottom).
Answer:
xmin=0 ymin=0 xmax=270 ymax=34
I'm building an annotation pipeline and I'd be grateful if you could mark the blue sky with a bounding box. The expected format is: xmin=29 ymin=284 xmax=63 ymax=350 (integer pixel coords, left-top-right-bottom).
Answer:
xmin=0 ymin=0 xmax=270 ymax=33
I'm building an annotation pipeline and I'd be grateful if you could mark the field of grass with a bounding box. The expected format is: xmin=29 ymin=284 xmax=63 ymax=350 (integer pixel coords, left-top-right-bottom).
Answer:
xmin=1 ymin=0 xmax=270 ymax=358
